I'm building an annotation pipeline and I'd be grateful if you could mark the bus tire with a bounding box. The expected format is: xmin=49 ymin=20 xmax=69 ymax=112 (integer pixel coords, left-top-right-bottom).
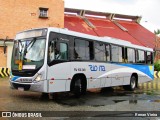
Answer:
xmin=71 ymin=76 xmax=86 ymax=98
xmin=123 ymin=75 xmax=137 ymax=91
xmin=129 ymin=75 xmax=137 ymax=91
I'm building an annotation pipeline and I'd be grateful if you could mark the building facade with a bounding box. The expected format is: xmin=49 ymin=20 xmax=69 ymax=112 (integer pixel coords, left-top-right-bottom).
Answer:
xmin=0 ymin=0 xmax=64 ymax=68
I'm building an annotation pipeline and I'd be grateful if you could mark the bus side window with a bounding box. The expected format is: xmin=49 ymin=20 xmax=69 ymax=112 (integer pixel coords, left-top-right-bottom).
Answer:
xmin=74 ymin=39 xmax=90 ymax=60
xmin=146 ymin=51 xmax=153 ymax=64
xmin=56 ymin=43 xmax=68 ymax=60
xmin=111 ymin=45 xmax=122 ymax=62
xmin=95 ymin=42 xmax=106 ymax=61
xmin=136 ymin=50 xmax=145 ymax=63
xmin=127 ymin=48 xmax=135 ymax=63
xmin=48 ymin=40 xmax=55 ymax=62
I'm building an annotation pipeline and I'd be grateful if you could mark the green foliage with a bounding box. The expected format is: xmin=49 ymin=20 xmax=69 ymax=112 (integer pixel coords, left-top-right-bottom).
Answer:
xmin=154 ymin=29 xmax=160 ymax=35
xmin=154 ymin=60 xmax=160 ymax=71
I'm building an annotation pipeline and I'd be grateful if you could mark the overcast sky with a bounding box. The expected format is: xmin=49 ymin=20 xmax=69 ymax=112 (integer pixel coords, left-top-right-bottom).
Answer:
xmin=64 ymin=0 xmax=160 ymax=33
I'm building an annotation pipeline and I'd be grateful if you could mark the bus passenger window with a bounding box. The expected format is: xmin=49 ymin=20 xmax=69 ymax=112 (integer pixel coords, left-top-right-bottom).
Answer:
xmin=56 ymin=43 xmax=68 ymax=60
xmin=127 ymin=48 xmax=135 ymax=63
xmin=136 ymin=50 xmax=145 ymax=63
xmin=74 ymin=39 xmax=90 ymax=60
xmin=146 ymin=52 xmax=153 ymax=64
xmin=111 ymin=45 xmax=122 ymax=62
xmin=95 ymin=42 xmax=106 ymax=61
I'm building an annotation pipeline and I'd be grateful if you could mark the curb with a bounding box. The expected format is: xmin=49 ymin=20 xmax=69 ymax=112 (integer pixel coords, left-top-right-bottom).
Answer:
xmin=139 ymin=79 xmax=160 ymax=90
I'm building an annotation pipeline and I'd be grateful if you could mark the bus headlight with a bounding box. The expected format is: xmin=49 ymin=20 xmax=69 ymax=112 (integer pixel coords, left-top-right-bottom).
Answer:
xmin=35 ymin=74 xmax=42 ymax=81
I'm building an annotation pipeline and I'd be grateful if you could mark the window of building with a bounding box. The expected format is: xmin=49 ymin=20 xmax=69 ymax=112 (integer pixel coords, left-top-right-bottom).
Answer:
xmin=127 ymin=48 xmax=135 ymax=63
xmin=95 ymin=42 xmax=106 ymax=61
xmin=39 ymin=7 xmax=48 ymax=18
xmin=136 ymin=50 xmax=145 ymax=63
xmin=111 ymin=45 xmax=122 ymax=62
xmin=74 ymin=38 xmax=93 ymax=60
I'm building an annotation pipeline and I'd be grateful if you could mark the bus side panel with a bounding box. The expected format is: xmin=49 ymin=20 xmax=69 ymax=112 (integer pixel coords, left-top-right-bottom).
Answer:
xmin=138 ymin=76 xmax=152 ymax=84
xmin=123 ymin=76 xmax=132 ymax=85
xmin=109 ymin=65 xmax=125 ymax=87
xmin=70 ymin=62 xmax=113 ymax=89
xmin=111 ymin=63 xmax=154 ymax=86
xmin=30 ymin=81 xmax=47 ymax=92
xmin=47 ymin=62 xmax=71 ymax=93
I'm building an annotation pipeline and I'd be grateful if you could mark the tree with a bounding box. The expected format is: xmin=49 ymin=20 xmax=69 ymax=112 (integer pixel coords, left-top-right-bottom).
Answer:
xmin=154 ymin=29 xmax=160 ymax=36
xmin=154 ymin=29 xmax=160 ymax=62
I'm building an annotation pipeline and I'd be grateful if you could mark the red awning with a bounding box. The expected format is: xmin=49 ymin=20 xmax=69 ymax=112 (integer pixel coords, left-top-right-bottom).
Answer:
xmin=64 ymin=15 xmax=97 ymax=36
xmin=64 ymin=14 xmax=155 ymax=48
xmin=117 ymin=20 xmax=155 ymax=48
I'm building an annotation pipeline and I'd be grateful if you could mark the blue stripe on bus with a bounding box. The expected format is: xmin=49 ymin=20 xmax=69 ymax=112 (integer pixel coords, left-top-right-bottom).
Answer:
xmin=12 ymin=76 xmax=20 ymax=81
xmin=114 ymin=64 xmax=154 ymax=79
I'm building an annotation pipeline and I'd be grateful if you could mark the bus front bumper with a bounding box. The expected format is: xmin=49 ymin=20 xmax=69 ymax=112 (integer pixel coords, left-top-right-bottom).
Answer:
xmin=10 ymin=80 xmax=46 ymax=92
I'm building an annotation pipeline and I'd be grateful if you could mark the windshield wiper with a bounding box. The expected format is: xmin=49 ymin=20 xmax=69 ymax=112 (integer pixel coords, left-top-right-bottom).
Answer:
xmin=25 ymin=38 xmax=37 ymax=52
xmin=18 ymin=40 xmax=24 ymax=61
xmin=23 ymin=38 xmax=37 ymax=60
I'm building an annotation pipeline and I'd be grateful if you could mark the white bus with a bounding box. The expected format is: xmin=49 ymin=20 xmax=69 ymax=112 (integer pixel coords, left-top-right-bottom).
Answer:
xmin=10 ymin=27 xmax=154 ymax=97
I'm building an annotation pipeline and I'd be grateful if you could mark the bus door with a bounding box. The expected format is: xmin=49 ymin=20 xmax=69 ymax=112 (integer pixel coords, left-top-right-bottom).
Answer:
xmin=47 ymin=33 xmax=70 ymax=92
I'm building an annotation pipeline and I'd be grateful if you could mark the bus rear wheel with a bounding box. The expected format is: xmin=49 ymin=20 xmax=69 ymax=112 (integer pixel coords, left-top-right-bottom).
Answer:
xmin=71 ymin=76 xmax=86 ymax=98
xmin=123 ymin=75 xmax=137 ymax=91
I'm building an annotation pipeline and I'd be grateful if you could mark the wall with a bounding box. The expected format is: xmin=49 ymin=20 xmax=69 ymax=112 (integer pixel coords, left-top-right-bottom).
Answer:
xmin=0 ymin=0 xmax=64 ymax=68
xmin=155 ymin=36 xmax=160 ymax=61
xmin=0 ymin=0 xmax=64 ymax=39
xmin=0 ymin=46 xmax=7 ymax=67
xmin=7 ymin=44 xmax=13 ymax=68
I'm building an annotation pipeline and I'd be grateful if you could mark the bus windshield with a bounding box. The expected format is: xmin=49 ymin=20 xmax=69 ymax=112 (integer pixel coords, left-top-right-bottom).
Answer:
xmin=11 ymin=37 xmax=46 ymax=70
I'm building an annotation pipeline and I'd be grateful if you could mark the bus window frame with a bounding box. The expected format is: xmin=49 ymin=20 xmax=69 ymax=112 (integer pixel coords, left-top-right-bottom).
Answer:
xmin=125 ymin=47 xmax=136 ymax=64
xmin=146 ymin=51 xmax=153 ymax=65
xmin=47 ymin=32 xmax=70 ymax=66
xmin=135 ymin=49 xmax=146 ymax=64
xmin=94 ymin=41 xmax=107 ymax=62
xmin=73 ymin=37 xmax=94 ymax=61
xmin=110 ymin=44 xmax=124 ymax=63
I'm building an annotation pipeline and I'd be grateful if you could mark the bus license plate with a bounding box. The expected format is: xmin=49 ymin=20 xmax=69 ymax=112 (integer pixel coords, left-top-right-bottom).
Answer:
xmin=18 ymin=87 xmax=24 ymax=91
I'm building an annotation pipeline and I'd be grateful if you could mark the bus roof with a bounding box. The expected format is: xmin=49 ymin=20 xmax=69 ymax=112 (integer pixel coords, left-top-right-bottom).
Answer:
xmin=16 ymin=27 xmax=153 ymax=52
xmin=49 ymin=27 xmax=153 ymax=52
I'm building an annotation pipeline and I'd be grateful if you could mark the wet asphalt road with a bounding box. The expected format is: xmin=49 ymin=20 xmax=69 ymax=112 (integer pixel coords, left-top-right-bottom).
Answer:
xmin=1 ymin=78 xmax=160 ymax=120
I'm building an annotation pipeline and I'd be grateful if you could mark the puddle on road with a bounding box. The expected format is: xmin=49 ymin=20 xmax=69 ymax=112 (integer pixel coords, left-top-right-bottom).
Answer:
xmin=2 ymin=78 xmax=160 ymax=108
xmin=52 ymin=87 xmax=160 ymax=107
xmin=147 ymin=100 xmax=160 ymax=103
xmin=113 ymin=100 xmax=126 ymax=103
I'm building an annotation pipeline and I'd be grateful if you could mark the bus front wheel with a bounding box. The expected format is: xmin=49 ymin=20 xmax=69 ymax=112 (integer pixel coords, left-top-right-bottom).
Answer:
xmin=71 ymin=76 xmax=86 ymax=98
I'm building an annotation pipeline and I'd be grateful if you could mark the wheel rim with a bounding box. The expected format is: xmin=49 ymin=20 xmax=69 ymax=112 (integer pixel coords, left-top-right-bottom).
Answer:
xmin=131 ymin=77 xmax=136 ymax=89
